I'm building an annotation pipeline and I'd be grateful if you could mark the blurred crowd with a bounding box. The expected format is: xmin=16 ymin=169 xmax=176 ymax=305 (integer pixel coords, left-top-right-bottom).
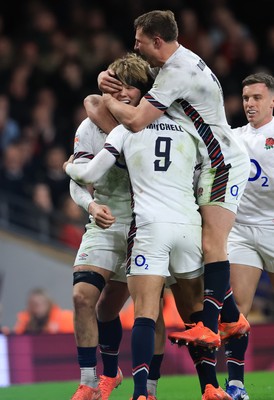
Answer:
xmin=0 ymin=0 xmax=274 ymax=249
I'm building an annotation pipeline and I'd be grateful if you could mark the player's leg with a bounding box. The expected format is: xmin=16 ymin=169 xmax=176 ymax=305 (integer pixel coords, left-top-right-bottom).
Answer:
xmin=170 ymin=277 xmax=226 ymax=398
xmin=223 ymin=263 xmax=260 ymax=400
xmin=168 ymin=278 xmax=230 ymax=399
xmin=127 ymin=222 xmax=171 ymax=400
xmin=168 ymin=222 xmax=223 ymax=348
xmin=71 ymin=222 xmax=125 ymax=400
xmin=224 ymin=222 xmax=274 ymax=399
xmin=200 ymin=204 xmax=241 ymax=332
xmin=96 ymin=280 xmax=129 ymax=377
xmin=147 ymin=295 xmax=166 ymax=400
xmin=128 ymin=274 xmax=165 ymax=400
xmin=71 ymin=264 xmax=112 ymax=400
xmin=175 ymin=206 xmax=249 ymax=348
xmin=187 ymin=155 xmax=250 ymax=345
xmin=96 ymin=280 xmax=129 ymax=400
xmin=167 ymin=225 xmax=227 ymax=397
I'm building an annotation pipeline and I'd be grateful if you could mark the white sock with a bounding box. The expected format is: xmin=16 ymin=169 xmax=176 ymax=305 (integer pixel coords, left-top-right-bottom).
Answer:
xmin=229 ymin=380 xmax=244 ymax=389
xmin=147 ymin=379 xmax=158 ymax=396
xmin=80 ymin=367 xmax=98 ymax=388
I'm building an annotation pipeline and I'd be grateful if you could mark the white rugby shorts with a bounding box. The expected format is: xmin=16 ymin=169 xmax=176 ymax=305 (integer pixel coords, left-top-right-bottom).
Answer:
xmin=127 ymin=222 xmax=203 ymax=279
xmin=74 ymin=221 xmax=129 ymax=282
xmin=196 ymin=152 xmax=250 ymax=213
xmin=228 ymin=223 xmax=274 ymax=273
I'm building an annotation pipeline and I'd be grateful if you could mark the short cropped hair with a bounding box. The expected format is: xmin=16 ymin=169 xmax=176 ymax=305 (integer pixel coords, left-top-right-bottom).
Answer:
xmin=134 ymin=10 xmax=178 ymax=42
xmin=108 ymin=53 xmax=153 ymax=95
xmin=242 ymin=72 xmax=274 ymax=93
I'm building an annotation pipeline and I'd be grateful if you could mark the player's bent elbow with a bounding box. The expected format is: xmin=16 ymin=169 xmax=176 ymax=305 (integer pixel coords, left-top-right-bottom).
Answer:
xmin=124 ymin=119 xmax=145 ymax=133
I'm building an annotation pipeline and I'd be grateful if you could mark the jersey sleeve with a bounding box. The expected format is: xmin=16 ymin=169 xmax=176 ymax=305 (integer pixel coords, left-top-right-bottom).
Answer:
xmin=73 ymin=118 xmax=98 ymax=163
xmin=69 ymin=180 xmax=93 ymax=212
xmin=103 ymin=124 xmax=128 ymax=154
xmin=66 ymin=148 xmax=116 ymax=184
xmin=146 ymin=64 xmax=187 ymax=109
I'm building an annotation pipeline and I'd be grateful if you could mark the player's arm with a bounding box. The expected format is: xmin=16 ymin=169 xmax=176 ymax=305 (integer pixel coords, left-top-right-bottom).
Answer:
xmin=69 ymin=179 xmax=93 ymax=213
xmin=64 ymin=148 xmax=116 ymax=185
xmin=69 ymin=174 xmax=115 ymax=229
xmin=103 ymin=94 xmax=163 ymax=132
xmin=84 ymin=94 xmax=119 ymax=134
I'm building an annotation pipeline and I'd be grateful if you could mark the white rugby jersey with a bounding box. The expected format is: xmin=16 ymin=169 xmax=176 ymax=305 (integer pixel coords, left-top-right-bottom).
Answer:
xmin=67 ymin=115 xmax=201 ymax=228
xmin=232 ymin=118 xmax=274 ymax=226
xmin=146 ymin=45 xmax=247 ymax=169
xmin=73 ymin=117 xmax=132 ymax=223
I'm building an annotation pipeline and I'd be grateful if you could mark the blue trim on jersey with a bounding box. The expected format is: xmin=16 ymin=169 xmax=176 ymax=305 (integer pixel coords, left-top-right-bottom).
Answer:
xmin=104 ymin=142 xmax=127 ymax=170
xmin=177 ymin=98 xmax=225 ymax=169
xmin=104 ymin=143 xmax=120 ymax=159
xmin=115 ymin=159 xmax=127 ymax=170
xmin=145 ymin=93 xmax=168 ymax=111
xmin=74 ymin=151 xmax=94 ymax=160
xmin=126 ymin=216 xmax=137 ymax=275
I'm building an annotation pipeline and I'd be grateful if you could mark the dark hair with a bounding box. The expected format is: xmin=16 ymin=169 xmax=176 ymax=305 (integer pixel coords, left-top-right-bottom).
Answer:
xmin=242 ymin=72 xmax=274 ymax=92
xmin=134 ymin=10 xmax=178 ymax=42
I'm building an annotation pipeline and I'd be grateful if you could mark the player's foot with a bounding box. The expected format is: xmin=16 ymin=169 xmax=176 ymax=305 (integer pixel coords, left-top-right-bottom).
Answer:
xmin=129 ymin=396 xmax=147 ymax=400
xmin=70 ymin=384 xmax=101 ymax=400
xmin=225 ymin=381 xmax=249 ymax=400
xmin=168 ymin=321 xmax=221 ymax=349
xmin=99 ymin=367 xmax=123 ymax=400
xmin=147 ymin=391 xmax=157 ymax=400
xmin=202 ymin=384 xmax=232 ymax=400
xmin=219 ymin=313 xmax=250 ymax=344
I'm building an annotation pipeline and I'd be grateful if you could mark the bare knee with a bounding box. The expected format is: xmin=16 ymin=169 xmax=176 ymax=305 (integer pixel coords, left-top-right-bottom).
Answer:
xmin=73 ymin=286 xmax=97 ymax=313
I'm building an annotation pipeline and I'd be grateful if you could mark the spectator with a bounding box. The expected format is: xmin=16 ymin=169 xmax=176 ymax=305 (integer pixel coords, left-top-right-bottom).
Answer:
xmin=37 ymin=145 xmax=70 ymax=208
xmin=12 ymin=288 xmax=74 ymax=334
xmin=32 ymin=182 xmax=53 ymax=213
xmin=58 ymin=194 xmax=85 ymax=249
xmin=0 ymin=142 xmax=31 ymax=199
xmin=0 ymin=94 xmax=21 ymax=154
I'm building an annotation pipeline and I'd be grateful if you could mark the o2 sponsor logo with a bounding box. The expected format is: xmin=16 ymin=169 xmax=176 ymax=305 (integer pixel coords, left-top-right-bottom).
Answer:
xmin=135 ymin=254 xmax=149 ymax=270
xmin=249 ymin=159 xmax=269 ymax=187
xmin=230 ymin=184 xmax=239 ymax=197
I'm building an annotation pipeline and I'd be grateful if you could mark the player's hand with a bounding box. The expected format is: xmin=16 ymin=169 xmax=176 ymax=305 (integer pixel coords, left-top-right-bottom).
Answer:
xmin=63 ymin=155 xmax=74 ymax=172
xmin=98 ymin=69 xmax=122 ymax=94
xmin=88 ymin=202 xmax=116 ymax=229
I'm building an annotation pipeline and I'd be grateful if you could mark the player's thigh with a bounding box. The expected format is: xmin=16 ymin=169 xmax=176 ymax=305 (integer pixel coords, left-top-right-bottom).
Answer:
xmin=200 ymin=205 xmax=236 ymax=241
xmin=127 ymin=274 xmax=165 ymax=321
xmin=200 ymin=205 xmax=235 ymax=261
xmin=230 ymin=263 xmax=262 ymax=316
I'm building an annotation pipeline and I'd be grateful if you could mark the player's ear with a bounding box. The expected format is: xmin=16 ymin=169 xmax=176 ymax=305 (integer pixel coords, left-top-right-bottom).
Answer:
xmin=153 ymin=36 xmax=161 ymax=49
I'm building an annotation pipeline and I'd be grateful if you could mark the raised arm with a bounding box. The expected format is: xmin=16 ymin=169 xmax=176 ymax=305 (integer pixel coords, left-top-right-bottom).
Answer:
xmin=103 ymin=94 xmax=163 ymax=132
xmin=84 ymin=94 xmax=119 ymax=134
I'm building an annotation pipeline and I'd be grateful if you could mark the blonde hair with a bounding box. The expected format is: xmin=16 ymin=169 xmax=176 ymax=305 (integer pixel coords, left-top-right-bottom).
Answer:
xmin=108 ymin=53 xmax=153 ymax=93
